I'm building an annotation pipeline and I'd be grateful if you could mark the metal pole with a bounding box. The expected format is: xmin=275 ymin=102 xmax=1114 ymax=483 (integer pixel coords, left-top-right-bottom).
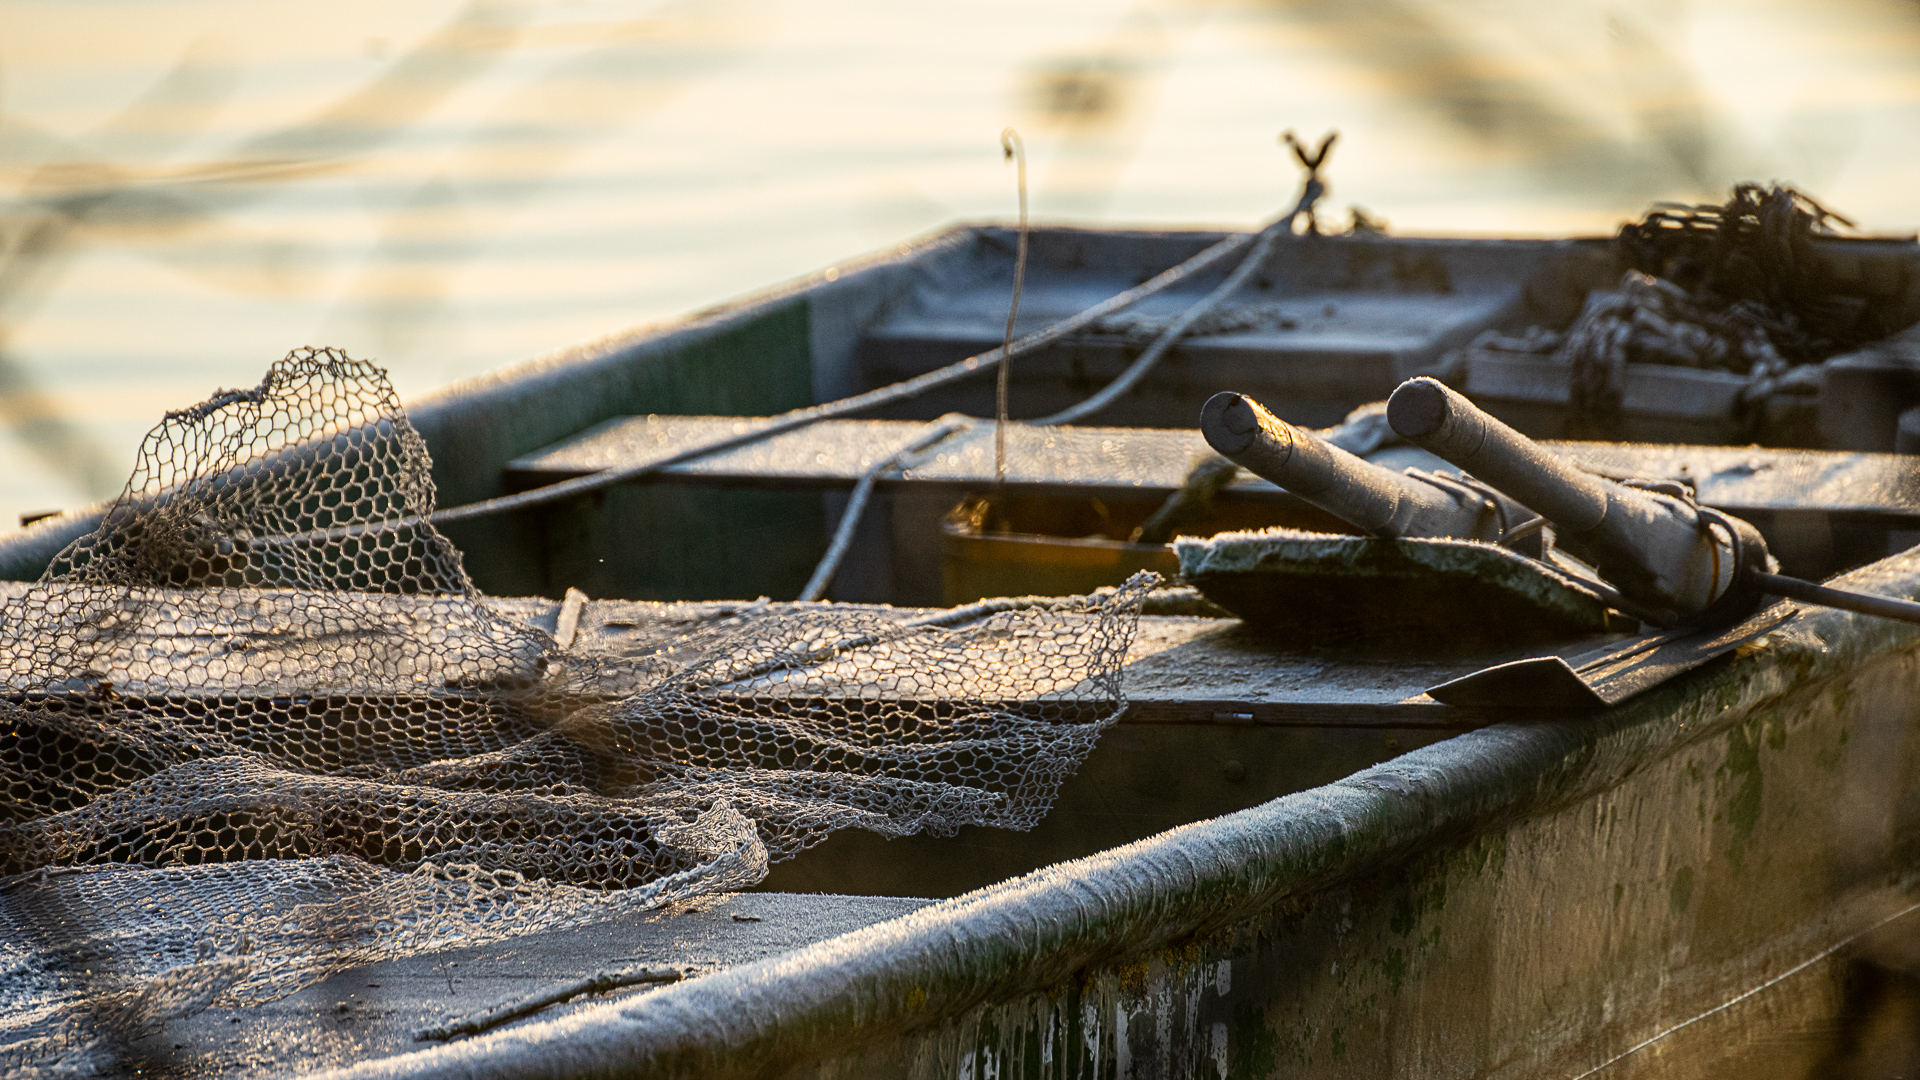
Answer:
xmin=1387 ymin=376 xmax=1767 ymax=622
xmin=1199 ymin=391 xmax=1502 ymax=540
xmin=1754 ymin=571 xmax=1920 ymax=626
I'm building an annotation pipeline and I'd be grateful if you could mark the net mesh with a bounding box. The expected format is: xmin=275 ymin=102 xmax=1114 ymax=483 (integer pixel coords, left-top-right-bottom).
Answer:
xmin=0 ymin=347 xmax=1150 ymax=1073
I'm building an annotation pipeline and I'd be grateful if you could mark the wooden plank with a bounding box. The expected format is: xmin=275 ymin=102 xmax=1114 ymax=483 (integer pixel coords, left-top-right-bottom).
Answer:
xmin=865 ymin=289 xmax=1525 ymax=392
xmin=1464 ymin=352 xmax=1749 ymax=419
xmin=505 ymin=416 xmax=1258 ymax=505
xmin=506 ymin=415 xmax=1920 ymax=523
xmin=1549 ymin=441 xmax=1920 ymax=522
xmin=79 ymin=892 xmax=934 ymax=1078
xmin=0 ymin=585 xmax=1478 ymax=724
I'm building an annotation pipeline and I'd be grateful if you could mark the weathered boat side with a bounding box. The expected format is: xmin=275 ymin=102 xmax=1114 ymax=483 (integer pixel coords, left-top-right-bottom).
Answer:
xmin=502 ymin=417 xmax=1920 ymax=602
xmin=9 ymin=220 xmax=1920 ymax=1077
xmin=312 ymin=549 xmax=1920 ymax=1080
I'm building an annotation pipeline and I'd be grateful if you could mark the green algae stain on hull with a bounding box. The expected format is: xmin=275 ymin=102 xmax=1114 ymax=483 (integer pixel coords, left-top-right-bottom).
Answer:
xmin=791 ymin=598 xmax=1920 ymax=1080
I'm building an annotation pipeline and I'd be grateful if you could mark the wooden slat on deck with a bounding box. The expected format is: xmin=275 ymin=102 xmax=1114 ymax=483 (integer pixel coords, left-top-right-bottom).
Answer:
xmin=506 ymin=416 xmax=1920 ymax=523
xmin=0 ymin=585 xmax=1478 ymax=725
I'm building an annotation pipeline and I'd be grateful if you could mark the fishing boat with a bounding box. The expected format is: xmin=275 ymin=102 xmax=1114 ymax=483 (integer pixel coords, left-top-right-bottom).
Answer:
xmin=5 ymin=203 xmax=1920 ymax=1079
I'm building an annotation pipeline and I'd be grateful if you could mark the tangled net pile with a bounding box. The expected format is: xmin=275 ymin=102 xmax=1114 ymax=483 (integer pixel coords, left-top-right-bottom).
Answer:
xmin=0 ymin=348 xmax=1150 ymax=1073
xmin=1455 ymin=183 xmax=1896 ymax=434
xmin=1615 ymin=181 xmax=1878 ymax=359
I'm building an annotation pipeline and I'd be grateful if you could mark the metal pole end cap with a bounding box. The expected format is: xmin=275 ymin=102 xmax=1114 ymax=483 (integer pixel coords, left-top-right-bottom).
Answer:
xmin=1200 ymin=392 xmax=1260 ymax=454
xmin=1387 ymin=377 xmax=1451 ymax=439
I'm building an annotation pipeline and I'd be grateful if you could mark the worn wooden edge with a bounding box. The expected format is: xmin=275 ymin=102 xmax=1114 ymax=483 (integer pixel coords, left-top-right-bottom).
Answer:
xmin=0 ymin=689 xmax=1474 ymax=731
xmin=305 ymin=546 xmax=1920 ymax=1080
xmin=0 ymin=583 xmax=1474 ymax=725
xmin=502 ymin=418 xmax=1920 ymax=530
xmin=1119 ymin=698 xmax=1472 ymax=729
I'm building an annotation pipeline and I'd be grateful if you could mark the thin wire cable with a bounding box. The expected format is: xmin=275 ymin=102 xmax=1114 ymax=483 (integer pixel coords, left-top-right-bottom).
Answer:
xmin=1032 ymin=219 xmax=1286 ymax=427
xmin=798 ymin=416 xmax=971 ymax=602
xmin=1568 ymin=898 xmax=1920 ymax=1079
xmin=415 ymin=966 xmax=684 ymax=1042
xmin=424 ymin=222 xmax=1274 ymax=528
xmin=996 ymin=129 xmax=1028 ymax=485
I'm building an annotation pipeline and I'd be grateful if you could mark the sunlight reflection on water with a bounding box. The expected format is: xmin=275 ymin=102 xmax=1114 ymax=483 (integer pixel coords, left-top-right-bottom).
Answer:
xmin=2 ymin=0 xmax=1920 ymax=527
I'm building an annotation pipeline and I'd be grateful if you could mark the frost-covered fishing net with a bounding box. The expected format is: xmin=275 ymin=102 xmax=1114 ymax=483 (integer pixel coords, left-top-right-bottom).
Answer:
xmin=0 ymin=348 xmax=1150 ymax=1072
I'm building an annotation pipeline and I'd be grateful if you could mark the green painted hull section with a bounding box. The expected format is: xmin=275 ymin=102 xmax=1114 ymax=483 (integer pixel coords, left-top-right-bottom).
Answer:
xmin=427 ymin=298 xmax=820 ymax=597
xmin=531 ymin=483 xmax=827 ymax=602
xmin=322 ymin=552 xmax=1920 ymax=1080
xmin=808 ymin=678 xmax=1906 ymax=1079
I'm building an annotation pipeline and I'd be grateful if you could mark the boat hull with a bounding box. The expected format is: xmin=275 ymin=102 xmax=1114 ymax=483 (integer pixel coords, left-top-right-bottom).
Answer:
xmin=316 ymin=552 xmax=1920 ymax=1080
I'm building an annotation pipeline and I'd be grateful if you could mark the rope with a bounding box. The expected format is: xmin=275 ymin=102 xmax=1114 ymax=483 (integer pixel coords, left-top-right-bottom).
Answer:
xmin=426 ymin=221 xmax=1277 ymax=528
xmin=794 ymin=214 xmax=1285 ymax=592
xmin=1033 ymin=220 xmax=1286 ymax=427
xmin=1028 ymin=129 xmax=1330 ymax=427
xmin=797 ymin=416 xmax=971 ymax=602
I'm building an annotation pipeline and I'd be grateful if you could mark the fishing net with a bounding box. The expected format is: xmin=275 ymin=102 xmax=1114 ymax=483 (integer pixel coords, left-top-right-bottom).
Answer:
xmin=1560 ymin=270 xmax=1793 ymax=420
xmin=1615 ymin=182 xmax=1878 ymax=359
xmin=1450 ymin=184 xmax=1887 ymax=436
xmin=0 ymin=347 xmax=1151 ymax=1074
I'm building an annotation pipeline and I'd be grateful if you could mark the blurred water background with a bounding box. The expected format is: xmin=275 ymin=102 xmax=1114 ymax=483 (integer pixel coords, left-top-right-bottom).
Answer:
xmin=4 ymin=0 xmax=1920 ymax=529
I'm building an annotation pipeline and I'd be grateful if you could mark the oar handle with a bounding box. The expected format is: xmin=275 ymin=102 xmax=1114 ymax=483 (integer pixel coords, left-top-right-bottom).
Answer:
xmin=1200 ymin=391 xmax=1499 ymax=540
xmin=1385 ymin=377 xmax=1610 ymax=532
xmin=1387 ymin=376 xmax=1766 ymax=621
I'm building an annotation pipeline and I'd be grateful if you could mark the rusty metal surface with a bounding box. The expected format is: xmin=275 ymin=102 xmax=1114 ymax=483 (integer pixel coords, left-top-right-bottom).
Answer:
xmin=507 ymin=416 xmax=1920 ymax=524
xmin=1425 ymin=604 xmax=1798 ymax=708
